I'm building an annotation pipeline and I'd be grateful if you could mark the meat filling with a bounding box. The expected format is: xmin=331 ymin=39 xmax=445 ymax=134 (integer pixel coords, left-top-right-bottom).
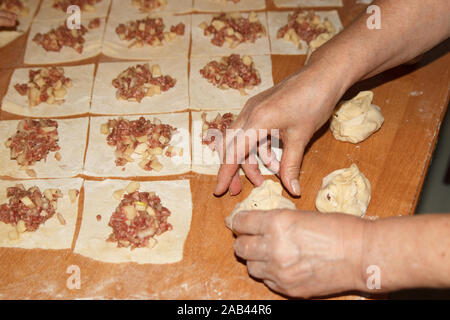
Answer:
xmin=199 ymin=12 xmax=265 ymax=49
xmin=200 ymin=54 xmax=261 ymax=95
xmin=52 ymin=0 xmax=101 ymax=12
xmin=112 ymin=63 xmax=176 ymax=103
xmin=0 ymin=185 xmax=62 ymax=239
xmin=131 ymin=0 xmax=167 ymax=12
xmin=277 ymin=10 xmax=336 ymax=48
xmin=33 ymin=23 xmax=89 ymax=54
xmin=115 ymin=16 xmax=185 ymax=48
xmin=14 ymin=67 xmax=72 ymax=107
xmin=101 ymin=117 xmax=183 ymax=171
xmin=107 ymin=186 xmax=172 ymax=249
xmin=0 ymin=0 xmax=29 ymax=16
xmin=201 ymin=112 xmax=236 ymax=151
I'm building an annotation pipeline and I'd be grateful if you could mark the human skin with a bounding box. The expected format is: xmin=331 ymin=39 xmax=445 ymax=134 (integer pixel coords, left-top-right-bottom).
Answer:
xmin=0 ymin=10 xmax=17 ymax=27
xmin=216 ymin=0 xmax=450 ymax=297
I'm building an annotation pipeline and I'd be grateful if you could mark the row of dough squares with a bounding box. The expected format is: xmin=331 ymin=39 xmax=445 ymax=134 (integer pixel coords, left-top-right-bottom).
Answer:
xmin=0 ymin=177 xmax=193 ymax=264
xmin=0 ymin=112 xmax=281 ymax=179
xmin=2 ymin=56 xmax=274 ymax=116
xmin=22 ymin=5 xmax=343 ymax=64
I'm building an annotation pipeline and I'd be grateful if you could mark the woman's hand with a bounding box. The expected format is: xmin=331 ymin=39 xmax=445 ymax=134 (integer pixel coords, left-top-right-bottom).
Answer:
xmin=0 ymin=10 xmax=17 ymax=27
xmin=228 ymin=209 xmax=367 ymax=298
xmin=214 ymin=61 xmax=352 ymax=197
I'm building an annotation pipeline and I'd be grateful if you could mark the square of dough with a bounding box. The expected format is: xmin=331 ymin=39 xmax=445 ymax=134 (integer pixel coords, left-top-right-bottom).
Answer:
xmin=1 ymin=64 xmax=95 ymax=118
xmin=24 ymin=17 xmax=106 ymax=65
xmin=268 ymin=10 xmax=343 ymax=55
xmin=109 ymin=0 xmax=193 ymax=15
xmin=34 ymin=0 xmax=112 ymax=21
xmin=191 ymin=12 xmax=270 ymax=57
xmin=273 ymin=0 xmax=343 ymax=8
xmin=0 ymin=0 xmax=40 ymax=48
xmin=103 ymin=12 xmax=191 ymax=60
xmin=75 ymin=179 xmax=192 ymax=264
xmin=0 ymin=178 xmax=83 ymax=250
xmin=189 ymin=54 xmax=273 ymax=111
xmin=191 ymin=111 xmax=282 ymax=175
xmin=0 ymin=118 xmax=89 ymax=179
xmin=84 ymin=113 xmax=191 ymax=177
xmin=91 ymin=59 xmax=188 ymax=115
xmin=193 ymin=0 xmax=266 ymax=12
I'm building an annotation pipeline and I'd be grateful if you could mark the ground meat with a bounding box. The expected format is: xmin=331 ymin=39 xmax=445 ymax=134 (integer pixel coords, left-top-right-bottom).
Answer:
xmin=112 ymin=63 xmax=176 ymax=102
xmin=0 ymin=0 xmax=29 ymax=16
xmin=200 ymin=54 xmax=261 ymax=95
xmin=101 ymin=117 xmax=181 ymax=171
xmin=52 ymin=0 xmax=101 ymax=12
xmin=88 ymin=17 xmax=101 ymax=29
xmin=0 ymin=185 xmax=62 ymax=233
xmin=115 ymin=16 xmax=185 ymax=48
xmin=199 ymin=12 xmax=265 ymax=49
xmin=201 ymin=112 xmax=236 ymax=151
xmin=5 ymin=119 xmax=61 ymax=167
xmin=107 ymin=190 xmax=172 ymax=249
xmin=14 ymin=67 xmax=72 ymax=107
xmin=277 ymin=9 xmax=335 ymax=46
xmin=33 ymin=23 xmax=88 ymax=54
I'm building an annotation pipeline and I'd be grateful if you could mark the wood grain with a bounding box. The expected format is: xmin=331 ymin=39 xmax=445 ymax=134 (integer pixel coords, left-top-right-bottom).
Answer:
xmin=0 ymin=0 xmax=448 ymax=300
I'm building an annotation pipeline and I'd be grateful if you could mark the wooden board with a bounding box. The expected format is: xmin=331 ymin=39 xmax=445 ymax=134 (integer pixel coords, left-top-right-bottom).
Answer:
xmin=0 ymin=0 xmax=448 ymax=300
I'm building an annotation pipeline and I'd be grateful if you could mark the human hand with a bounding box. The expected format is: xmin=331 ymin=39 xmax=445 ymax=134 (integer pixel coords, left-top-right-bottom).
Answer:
xmin=0 ymin=10 xmax=17 ymax=27
xmin=214 ymin=62 xmax=350 ymax=197
xmin=228 ymin=209 xmax=367 ymax=298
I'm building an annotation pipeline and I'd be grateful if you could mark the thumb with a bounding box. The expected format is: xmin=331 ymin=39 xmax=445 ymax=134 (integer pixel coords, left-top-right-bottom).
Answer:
xmin=279 ymin=137 xmax=306 ymax=196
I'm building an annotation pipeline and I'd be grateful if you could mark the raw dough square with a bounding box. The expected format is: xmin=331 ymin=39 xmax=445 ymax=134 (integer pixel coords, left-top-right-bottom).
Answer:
xmin=0 ymin=0 xmax=40 ymax=48
xmin=189 ymin=54 xmax=273 ymax=111
xmin=191 ymin=111 xmax=282 ymax=175
xmin=0 ymin=178 xmax=83 ymax=250
xmin=24 ymin=17 xmax=106 ymax=65
xmin=268 ymin=10 xmax=343 ymax=55
xmin=75 ymin=179 xmax=192 ymax=264
xmin=109 ymin=0 xmax=193 ymax=15
xmin=1 ymin=64 xmax=95 ymax=118
xmin=84 ymin=113 xmax=191 ymax=177
xmin=191 ymin=12 xmax=270 ymax=57
xmin=103 ymin=13 xmax=191 ymax=60
xmin=273 ymin=0 xmax=343 ymax=8
xmin=0 ymin=118 xmax=89 ymax=179
xmin=193 ymin=0 xmax=266 ymax=12
xmin=34 ymin=0 xmax=112 ymax=21
xmin=91 ymin=59 xmax=188 ymax=115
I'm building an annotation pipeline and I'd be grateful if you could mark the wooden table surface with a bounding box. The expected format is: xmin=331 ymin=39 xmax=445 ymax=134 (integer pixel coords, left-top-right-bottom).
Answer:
xmin=0 ymin=0 xmax=448 ymax=300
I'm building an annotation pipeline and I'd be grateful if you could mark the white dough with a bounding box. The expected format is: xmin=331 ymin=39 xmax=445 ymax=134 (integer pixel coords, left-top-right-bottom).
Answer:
xmin=227 ymin=180 xmax=296 ymax=229
xmin=193 ymin=0 xmax=266 ymax=12
xmin=273 ymin=0 xmax=343 ymax=8
xmin=315 ymin=164 xmax=371 ymax=217
xmin=330 ymin=91 xmax=384 ymax=144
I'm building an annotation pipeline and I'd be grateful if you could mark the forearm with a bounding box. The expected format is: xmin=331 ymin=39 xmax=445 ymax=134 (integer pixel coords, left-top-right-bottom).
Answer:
xmin=308 ymin=0 xmax=450 ymax=91
xmin=359 ymin=214 xmax=450 ymax=292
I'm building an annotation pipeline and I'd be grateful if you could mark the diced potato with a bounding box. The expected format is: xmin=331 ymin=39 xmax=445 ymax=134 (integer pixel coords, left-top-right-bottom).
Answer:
xmin=123 ymin=205 xmax=137 ymax=221
xmin=242 ymin=55 xmax=253 ymax=66
xmin=26 ymin=169 xmax=37 ymax=177
xmin=100 ymin=123 xmax=110 ymax=135
xmin=125 ymin=181 xmax=140 ymax=194
xmin=226 ymin=28 xmax=234 ymax=36
xmin=248 ymin=12 xmax=258 ymax=23
xmin=146 ymin=206 xmax=156 ymax=216
xmin=134 ymin=142 xmax=149 ymax=155
xmin=150 ymin=159 xmax=163 ymax=172
xmin=68 ymin=189 xmax=79 ymax=203
xmin=151 ymin=64 xmax=161 ymax=77
xmin=149 ymin=147 xmax=163 ymax=155
xmin=20 ymin=196 xmax=35 ymax=208
xmin=41 ymin=126 xmax=57 ymax=133
xmin=198 ymin=21 xmax=208 ymax=30
xmin=138 ymin=22 xmax=146 ymax=32
xmin=84 ymin=4 xmax=95 ymax=12
xmin=16 ymin=220 xmax=26 ymax=233
xmin=46 ymin=94 xmax=55 ymax=105
xmin=54 ymin=87 xmax=67 ymax=98
xmin=57 ymin=213 xmax=66 ymax=225
xmin=212 ymin=20 xmax=226 ymax=31
xmin=54 ymin=152 xmax=62 ymax=161
xmin=136 ymin=135 xmax=148 ymax=143
xmin=147 ymin=238 xmax=157 ymax=249
xmin=113 ymin=189 xmax=125 ymax=200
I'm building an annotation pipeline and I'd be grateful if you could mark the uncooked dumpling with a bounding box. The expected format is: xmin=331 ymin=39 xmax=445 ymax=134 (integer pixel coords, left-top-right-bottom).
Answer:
xmin=305 ymin=32 xmax=334 ymax=63
xmin=330 ymin=91 xmax=384 ymax=143
xmin=227 ymin=180 xmax=296 ymax=229
xmin=315 ymin=164 xmax=371 ymax=217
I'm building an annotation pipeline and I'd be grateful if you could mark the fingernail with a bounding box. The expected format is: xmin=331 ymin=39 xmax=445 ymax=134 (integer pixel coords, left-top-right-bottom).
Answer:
xmin=290 ymin=179 xmax=301 ymax=196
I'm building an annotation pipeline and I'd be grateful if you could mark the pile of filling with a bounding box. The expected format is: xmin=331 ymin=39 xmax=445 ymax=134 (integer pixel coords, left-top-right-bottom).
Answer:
xmin=201 ymin=112 xmax=236 ymax=151
xmin=131 ymin=0 xmax=166 ymax=12
xmin=0 ymin=0 xmax=29 ymax=16
xmin=107 ymin=182 xmax=172 ymax=249
xmin=277 ymin=10 xmax=335 ymax=48
xmin=5 ymin=119 xmax=61 ymax=177
xmin=52 ymin=0 xmax=101 ymax=12
xmin=115 ymin=16 xmax=185 ymax=48
xmin=199 ymin=12 xmax=265 ymax=49
xmin=33 ymin=23 xmax=89 ymax=53
xmin=200 ymin=54 xmax=261 ymax=95
xmin=88 ymin=17 xmax=101 ymax=29
xmin=0 ymin=185 xmax=63 ymax=240
xmin=14 ymin=67 xmax=72 ymax=107
xmin=101 ymin=116 xmax=183 ymax=171
xmin=112 ymin=63 xmax=176 ymax=102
